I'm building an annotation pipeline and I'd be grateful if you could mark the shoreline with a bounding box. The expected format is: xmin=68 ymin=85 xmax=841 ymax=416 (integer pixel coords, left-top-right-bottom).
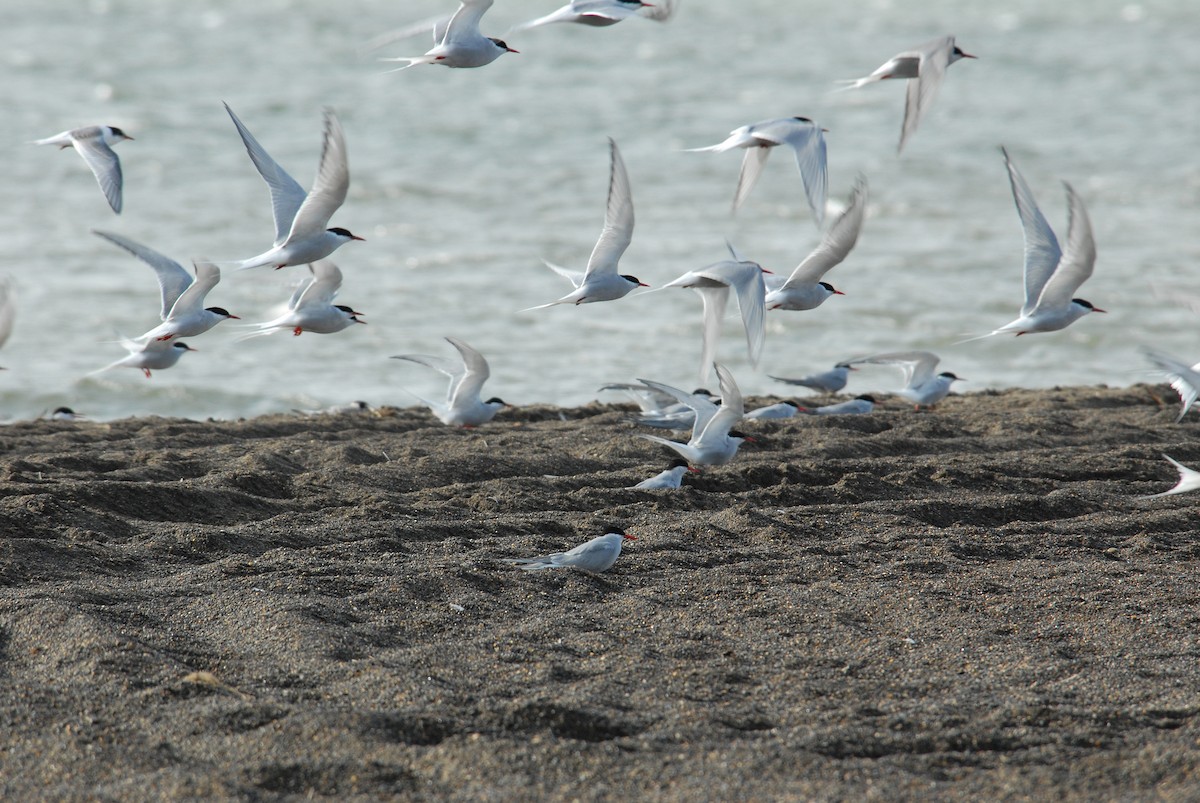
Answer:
xmin=3 ymin=383 xmax=1199 ymax=800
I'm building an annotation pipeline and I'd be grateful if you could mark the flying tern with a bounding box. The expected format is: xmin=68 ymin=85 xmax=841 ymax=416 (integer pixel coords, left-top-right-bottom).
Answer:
xmin=662 ymin=259 xmax=769 ymax=383
xmin=503 ymin=529 xmax=635 ymax=573
xmin=838 ymin=35 xmax=976 ymax=153
xmin=224 ymin=103 xmax=363 ymax=271
xmin=241 ymin=261 xmax=365 ymax=337
xmin=636 ymin=363 xmax=752 ymax=467
xmin=686 ymin=116 xmax=827 ymax=223
xmin=966 ymin=148 xmax=1102 ymax=340
xmin=764 ymin=176 xmax=868 ymax=310
xmin=524 ymin=139 xmax=647 ymax=309
xmin=391 ymin=336 xmax=506 ymax=427
xmin=381 ymin=0 xmax=517 ymax=69
xmin=848 ymin=350 xmax=961 ymax=408
xmin=92 ymin=339 xmax=196 ymax=378
xmin=93 ymin=230 xmax=237 ymax=342
xmin=35 ymin=125 xmax=132 ymax=213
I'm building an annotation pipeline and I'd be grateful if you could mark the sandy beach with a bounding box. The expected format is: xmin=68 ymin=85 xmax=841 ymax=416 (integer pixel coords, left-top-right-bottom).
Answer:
xmin=2 ymin=384 xmax=1200 ymax=800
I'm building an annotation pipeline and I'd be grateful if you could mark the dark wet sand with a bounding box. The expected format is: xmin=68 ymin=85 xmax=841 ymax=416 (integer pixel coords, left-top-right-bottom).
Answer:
xmin=2 ymin=385 xmax=1200 ymax=800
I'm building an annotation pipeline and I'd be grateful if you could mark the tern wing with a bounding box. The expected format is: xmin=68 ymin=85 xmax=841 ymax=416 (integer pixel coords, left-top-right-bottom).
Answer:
xmin=293 ymin=261 xmax=343 ymax=309
xmin=637 ymin=378 xmax=718 ymax=440
xmin=93 ymin=230 xmax=192 ymax=320
xmin=444 ymin=0 xmax=494 ymax=43
xmin=1001 ymin=148 xmax=1063 ymax=316
xmin=285 ymin=109 xmax=350 ymax=242
xmin=731 ymin=146 xmax=771 ymax=211
xmin=74 ymin=134 xmax=124 ymax=214
xmin=898 ymin=36 xmax=953 ymax=153
xmin=1032 ymin=182 xmax=1096 ymax=312
xmin=780 ymin=124 xmax=829 ymax=226
xmin=445 ymin=336 xmax=490 ymax=409
xmin=698 ymin=363 xmax=744 ymax=442
xmin=168 ymin=262 xmax=221 ymax=319
xmin=851 ymin=350 xmax=939 ymax=388
xmin=225 ymin=103 xmax=307 ymax=247
xmin=1142 ymin=347 xmax=1200 ymax=422
xmin=780 ymin=175 xmax=867 ymax=289
xmin=582 ymin=138 xmax=635 ymax=282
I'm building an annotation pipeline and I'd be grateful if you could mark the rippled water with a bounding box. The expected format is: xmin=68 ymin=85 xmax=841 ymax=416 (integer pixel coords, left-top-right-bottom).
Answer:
xmin=2 ymin=0 xmax=1196 ymax=421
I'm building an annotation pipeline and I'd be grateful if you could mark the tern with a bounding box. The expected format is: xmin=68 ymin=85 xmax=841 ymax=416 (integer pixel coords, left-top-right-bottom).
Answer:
xmin=807 ymin=395 xmax=876 ymax=415
xmin=391 ymin=336 xmax=506 ymax=427
xmin=93 ymin=230 xmax=237 ymax=342
xmin=629 ymin=459 xmax=698 ymax=490
xmin=503 ymin=529 xmax=635 ymax=573
xmin=744 ymin=400 xmax=801 ymax=420
xmin=35 ymin=125 xmax=132 ymax=213
xmin=524 ymin=138 xmax=647 ymax=309
xmin=224 ymin=103 xmax=363 ymax=271
xmin=241 ymin=261 xmax=365 ymax=337
xmin=511 ymin=0 xmax=678 ymax=32
xmin=966 ymin=148 xmax=1102 ymax=340
xmin=770 ymin=363 xmax=855 ymax=394
xmin=662 ymin=259 xmax=769 ymax=383
xmin=686 ymin=116 xmax=827 ymax=223
xmin=764 ymin=176 xmax=868 ymax=310
xmin=848 ymin=350 xmax=961 ymax=408
xmin=382 ymin=0 xmax=517 ymax=69
xmin=636 ymin=363 xmax=752 ymax=467
xmin=838 ymin=35 xmax=976 ymax=153
xmin=92 ymin=339 xmax=196 ymax=379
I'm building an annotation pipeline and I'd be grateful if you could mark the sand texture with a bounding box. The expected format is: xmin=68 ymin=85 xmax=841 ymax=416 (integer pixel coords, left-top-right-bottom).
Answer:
xmin=2 ymin=385 xmax=1200 ymax=800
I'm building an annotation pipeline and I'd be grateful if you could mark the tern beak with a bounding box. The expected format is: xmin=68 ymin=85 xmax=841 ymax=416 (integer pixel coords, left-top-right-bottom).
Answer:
xmin=1093 ymin=307 xmax=1108 ymax=314
xmin=351 ymin=235 xmax=366 ymax=241
xmin=961 ymin=52 xmax=978 ymax=59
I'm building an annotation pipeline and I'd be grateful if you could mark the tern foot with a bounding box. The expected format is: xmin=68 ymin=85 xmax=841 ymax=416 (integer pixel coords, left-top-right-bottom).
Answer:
xmin=293 ymin=327 xmax=303 ymax=336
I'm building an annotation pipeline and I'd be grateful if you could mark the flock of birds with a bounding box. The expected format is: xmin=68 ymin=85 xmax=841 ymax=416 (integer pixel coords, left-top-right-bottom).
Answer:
xmin=10 ymin=0 xmax=1198 ymax=569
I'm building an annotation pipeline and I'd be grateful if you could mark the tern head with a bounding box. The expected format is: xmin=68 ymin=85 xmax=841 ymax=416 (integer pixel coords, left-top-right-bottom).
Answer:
xmin=107 ymin=126 xmax=134 ymax=141
xmin=857 ymin=395 xmax=877 ymax=403
xmin=938 ymin=372 xmax=962 ymax=382
xmin=488 ymin=38 xmax=519 ymax=54
xmin=485 ymin=397 xmax=507 ymax=407
xmin=668 ymin=458 xmax=701 ymax=473
xmin=728 ymin=430 xmax=755 ymax=443
xmin=606 ymin=528 xmax=637 ymax=542
xmin=173 ymin=342 xmax=197 ymax=352
xmin=835 ymin=362 xmax=857 ymax=371
xmin=1072 ymin=298 xmax=1106 ymax=314
xmin=205 ymin=306 xmax=239 ymax=319
xmin=951 ymin=45 xmax=977 ymax=62
xmin=819 ymin=281 xmax=844 ymax=297
xmin=621 ymin=274 xmax=650 ymax=288
xmin=327 ymin=227 xmax=366 ymax=242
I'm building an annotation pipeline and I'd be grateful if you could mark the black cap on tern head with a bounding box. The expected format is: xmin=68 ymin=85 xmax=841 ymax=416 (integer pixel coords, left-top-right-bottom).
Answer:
xmin=485 ymin=397 xmax=507 ymax=406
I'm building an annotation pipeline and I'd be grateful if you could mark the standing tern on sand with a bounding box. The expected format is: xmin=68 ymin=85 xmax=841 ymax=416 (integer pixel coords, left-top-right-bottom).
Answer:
xmin=838 ymin=35 xmax=975 ymax=153
xmin=848 ymin=350 xmax=961 ymax=408
xmin=636 ymin=363 xmax=752 ymax=467
xmin=224 ymin=104 xmax=363 ymax=271
xmin=242 ymin=261 xmax=365 ymax=337
xmin=686 ymin=116 xmax=828 ymax=223
xmin=34 ymin=125 xmax=133 ymax=214
xmin=630 ymin=459 xmax=698 ymax=489
xmin=382 ymin=0 xmax=517 ymax=69
xmin=391 ymin=336 xmax=506 ymax=427
xmin=510 ymin=0 xmax=678 ymax=31
xmin=662 ymin=259 xmax=769 ymax=383
xmin=966 ymin=148 xmax=1102 ymax=340
xmin=524 ymin=139 xmax=647 ymax=309
xmin=764 ymin=175 xmax=868 ymax=310
xmin=503 ymin=529 xmax=635 ymax=573
xmin=93 ymin=230 xmax=238 ymax=342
